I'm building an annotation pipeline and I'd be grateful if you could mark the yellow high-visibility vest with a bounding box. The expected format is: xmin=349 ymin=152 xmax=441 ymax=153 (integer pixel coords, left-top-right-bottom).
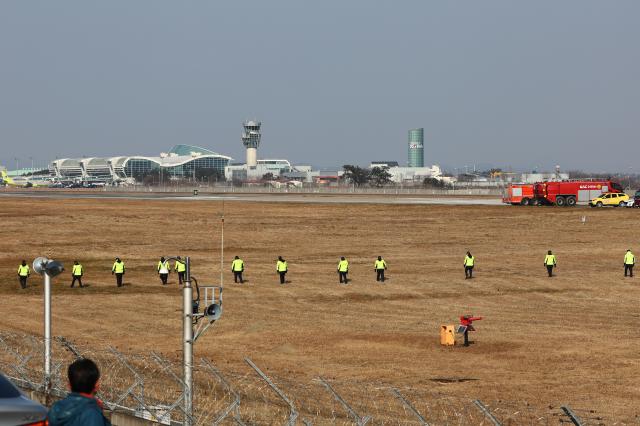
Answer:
xmin=374 ymin=259 xmax=386 ymax=269
xmin=544 ymin=255 xmax=556 ymax=266
xmin=464 ymin=256 xmax=475 ymax=267
xmin=276 ymin=260 xmax=288 ymax=272
xmin=112 ymin=261 xmax=125 ymax=274
xmin=72 ymin=264 xmax=83 ymax=276
xmin=624 ymin=252 xmax=635 ymax=265
xmin=338 ymin=260 xmax=349 ymax=272
xmin=157 ymin=261 xmax=170 ymax=274
xmin=231 ymin=259 xmax=244 ymax=272
xmin=175 ymin=261 xmax=186 ymax=272
xmin=17 ymin=265 xmax=30 ymax=276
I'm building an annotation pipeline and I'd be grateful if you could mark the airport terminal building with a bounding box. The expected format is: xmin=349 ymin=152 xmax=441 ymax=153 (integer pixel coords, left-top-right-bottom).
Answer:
xmin=49 ymin=145 xmax=232 ymax=183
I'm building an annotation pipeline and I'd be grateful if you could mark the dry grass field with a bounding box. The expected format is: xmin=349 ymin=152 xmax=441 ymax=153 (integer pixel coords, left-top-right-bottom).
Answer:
xmin=0 ymin=196 xmax=639 ymax=423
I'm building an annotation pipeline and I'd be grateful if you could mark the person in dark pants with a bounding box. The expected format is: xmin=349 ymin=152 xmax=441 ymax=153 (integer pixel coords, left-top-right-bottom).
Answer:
xmin=157 ymin=257 xmax=170 ymax=285
xmin=464 ymin=252 xmax=475 ymax=279
xmin=544 ymin=250 xmax=556 ymax=277
xmin=624 ymin=249 xmax=635 ymax=277
xmin=17 ymin=260 xmax=30 ymax=289
xmin=276 ymin=256 xmax=288 ymax=284
xmin=111 ymin=257 xmax=125 ymax=287
xmin=337 ymin=257 xmax=349 ymax=284
xmin=47 ymin=358 xmax=111 ymax=425
xmin=374 ymin=256 xmax=387 ymax=282
xmin=70 ymin=260 xmax=84 ymax=288
xmin=231 ymin=256 xmax=244 ymax=283
xmin=174 ymin=256 xmax=186 ymax=285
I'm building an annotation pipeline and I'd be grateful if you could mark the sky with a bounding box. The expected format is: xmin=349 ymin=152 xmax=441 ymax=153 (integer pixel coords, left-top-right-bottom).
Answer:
xmin=0 ymin=1 xmax=638 ymax=172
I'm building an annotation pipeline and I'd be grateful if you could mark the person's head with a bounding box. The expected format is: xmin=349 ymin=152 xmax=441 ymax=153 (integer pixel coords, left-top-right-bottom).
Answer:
xmin=628 ymin=249 xmax=632 ymax=252
xmin=176 ymin=256 xmax=181 ymax=260
xmin=235 ymin=255 xmax=239 ymax=259
xmin=74 ymin=260 xmax=79 ymax=265
xmin=21 ymin=260 xmax=26 ymax=266
xmin=466 ymin=251 xmax=471 ymax=257
xmin=278 ymin=256 xmax=283 ymax=261
xmin=115 ymin=257 xmax=120 ymax=262
xmin=68 ymin=358 xmax=100 ymax=395
xmin=548 ymin=250 xmax=552 ymax=255
xmin=160 ymin=257 xmax=165 ymax=262
xmin=377 ymin=256 xmax=382 ymax=260
xmin=341 ymin=256 xmax=345 ymax=260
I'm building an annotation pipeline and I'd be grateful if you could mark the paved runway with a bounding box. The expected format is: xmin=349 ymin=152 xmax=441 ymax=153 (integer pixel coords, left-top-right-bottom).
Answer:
xmin=0 ymin=190 xmax=504 ymax=206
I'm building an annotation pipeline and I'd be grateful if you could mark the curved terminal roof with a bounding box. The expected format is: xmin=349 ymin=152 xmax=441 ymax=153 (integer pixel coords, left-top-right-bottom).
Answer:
xmin=84 ymin=158 xmax=109 ymax=167
xmin=169 ymin=144 xmax=221 ymax=157
xmin=56 ymin=159 xmax=81 ymax=168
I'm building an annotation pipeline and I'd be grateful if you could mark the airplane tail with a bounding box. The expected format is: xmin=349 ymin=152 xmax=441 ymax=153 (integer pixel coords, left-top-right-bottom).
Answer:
xmin=1 ymin=170 xmax=14 ymax=185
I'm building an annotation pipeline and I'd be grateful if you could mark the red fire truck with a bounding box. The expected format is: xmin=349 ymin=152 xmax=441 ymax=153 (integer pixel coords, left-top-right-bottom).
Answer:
xmin=504 ymin=180 xmax=623 ymax=206
xmin=502 ymin=183 xmax=534 ymax=205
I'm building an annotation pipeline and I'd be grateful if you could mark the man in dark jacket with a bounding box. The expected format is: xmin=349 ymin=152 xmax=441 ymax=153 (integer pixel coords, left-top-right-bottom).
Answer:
xmin=48 ymin=358 xmax=110 ymax=425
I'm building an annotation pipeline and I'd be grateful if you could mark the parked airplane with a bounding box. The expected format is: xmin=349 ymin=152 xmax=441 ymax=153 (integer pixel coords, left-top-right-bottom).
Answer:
xmin=1 ymin=170 xmax=48 ymax=187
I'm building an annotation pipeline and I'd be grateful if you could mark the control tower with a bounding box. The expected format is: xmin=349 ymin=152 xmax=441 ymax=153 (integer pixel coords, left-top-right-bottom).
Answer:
xmin=242 ymin=120 xmax=261 ymax=167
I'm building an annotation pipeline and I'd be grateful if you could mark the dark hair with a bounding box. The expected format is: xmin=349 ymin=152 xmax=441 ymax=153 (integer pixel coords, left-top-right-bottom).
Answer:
xmin=68 ymin=358 xmax=100 ymax=394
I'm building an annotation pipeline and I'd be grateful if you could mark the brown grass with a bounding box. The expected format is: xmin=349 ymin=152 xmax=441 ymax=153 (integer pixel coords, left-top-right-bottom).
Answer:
xmin=0 ymin=196 xmax=638 ymax=421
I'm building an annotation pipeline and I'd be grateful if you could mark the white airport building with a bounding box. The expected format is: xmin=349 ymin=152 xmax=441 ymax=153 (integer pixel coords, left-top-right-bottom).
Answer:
xmin=49 ymin=145 xmax=232 ymax=183
xmin=369 ymin=162 xmax=447 ymax=183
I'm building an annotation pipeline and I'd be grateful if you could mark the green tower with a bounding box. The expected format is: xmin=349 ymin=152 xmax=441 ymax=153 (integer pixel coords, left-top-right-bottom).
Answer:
xmin=408 ymin=128 xmax=424 ymax=167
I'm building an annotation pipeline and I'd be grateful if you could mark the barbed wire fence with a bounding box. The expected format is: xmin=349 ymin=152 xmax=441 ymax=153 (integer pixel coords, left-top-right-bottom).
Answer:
xmin=0 ymin=330 xmax=614 ymax=425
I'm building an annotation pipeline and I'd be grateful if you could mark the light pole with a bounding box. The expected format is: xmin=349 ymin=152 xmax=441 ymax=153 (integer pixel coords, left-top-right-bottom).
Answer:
xmin=182 ymin=257 xmax=193 ymax=424
xmin=160 ymin=255 xmax=222 ymax=426
xmin=32 ymin=257 xmax=64 ymax=403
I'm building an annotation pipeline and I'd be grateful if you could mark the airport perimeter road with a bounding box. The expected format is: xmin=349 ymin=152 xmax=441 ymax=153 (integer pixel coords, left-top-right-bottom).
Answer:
xmin=0 ymin=190 xmax=503 ymax=206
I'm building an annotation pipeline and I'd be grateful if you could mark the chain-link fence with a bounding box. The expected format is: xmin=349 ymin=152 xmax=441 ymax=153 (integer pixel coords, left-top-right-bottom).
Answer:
xmin=0 ymin=330 xmax=610 ymax=425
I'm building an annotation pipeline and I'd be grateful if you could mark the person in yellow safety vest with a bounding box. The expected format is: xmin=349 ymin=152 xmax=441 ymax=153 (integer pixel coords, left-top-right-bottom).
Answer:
xmin=374 ymin=256 xmax=387 ymax=282
xmin=112 ymin=257 xmax=125 ymax=287
xmin=157 ymin=257 xmax=170 ymax=285
xmin=231 ymin=256 xmax=245 ymax=284
xmin=337 ymin=257 xmax=349 ymax=284
xmin=276 ymin=256 xmax=288 ymax=284
xmin=624 ymin=249 xmax=635 ymax=277
xmin=174 ymin=256 xmax=186 ymax=285
xmin=17 ymin=260 xmax=30 ymax=289
xmin=463 ymin=252 xmax=475 ymax=279
xmin=544 ymin=250 xmax=557 ymax=277
xmin=70 ymin=260 xmax=84 ymax=288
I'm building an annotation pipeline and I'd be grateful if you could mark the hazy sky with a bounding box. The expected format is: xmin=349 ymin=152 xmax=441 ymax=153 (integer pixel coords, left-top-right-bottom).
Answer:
xmin=1 ymin=1 xmax=638 ymax=172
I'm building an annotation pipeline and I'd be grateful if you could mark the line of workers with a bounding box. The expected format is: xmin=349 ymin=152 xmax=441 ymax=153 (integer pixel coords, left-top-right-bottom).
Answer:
xmin=15 ymin=249 xmax=636 ymax=289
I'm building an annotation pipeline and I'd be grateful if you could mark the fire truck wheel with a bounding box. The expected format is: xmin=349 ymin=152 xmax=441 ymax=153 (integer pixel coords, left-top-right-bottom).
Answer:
xmin=531 ymin=199 xmax=539 ymax=206
xmin=520 ymin=198 xmax=529 ymax=206
xmin=555 ymin=196 xmax=566 ymax=207
xmin=566 ymin=197 xmax=576 ymax=207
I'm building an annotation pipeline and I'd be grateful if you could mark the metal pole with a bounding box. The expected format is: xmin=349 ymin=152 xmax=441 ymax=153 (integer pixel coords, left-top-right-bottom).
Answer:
xmin=44 ymin=272 xmax=52 ymax=401
xmin=220 ymin=204 xmax=224 ymax=286
xmin=183 ymin=257 xmax=193 ymax=426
